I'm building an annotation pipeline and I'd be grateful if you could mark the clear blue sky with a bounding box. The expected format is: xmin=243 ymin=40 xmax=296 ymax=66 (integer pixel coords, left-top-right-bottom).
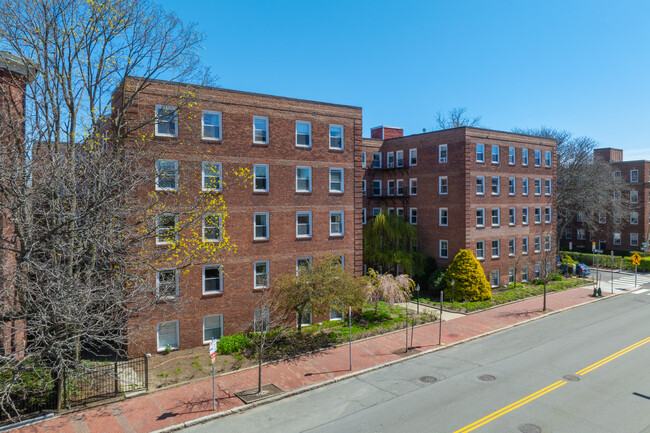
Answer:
xmin=160 ymin=0 xmax=650 ymax=160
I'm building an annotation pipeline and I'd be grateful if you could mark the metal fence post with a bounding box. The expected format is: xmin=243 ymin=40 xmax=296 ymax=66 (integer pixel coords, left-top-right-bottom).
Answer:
xmin=114 ymin=361 xmax=119 ymax=396
xmin=144 ymin=356 xmax=149 ymax=390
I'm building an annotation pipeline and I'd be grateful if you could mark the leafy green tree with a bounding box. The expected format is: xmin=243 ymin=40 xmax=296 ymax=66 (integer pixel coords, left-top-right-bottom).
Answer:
xmin=444 ymin=249 xmax=491 ymax=301
xmin=273 ymin=255 xmax=367 ymax=331
xmin=366 ymin=269 xmax=415 ymax=313
xmin=363 ymin=211 xmax=425 ymax=276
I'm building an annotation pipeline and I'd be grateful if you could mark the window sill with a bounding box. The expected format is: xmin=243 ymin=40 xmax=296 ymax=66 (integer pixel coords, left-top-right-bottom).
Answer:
xmin=296 ymin=191 xmax=312 ymax=195
xmin=253 ymin=238 xmax=270 ymax=243
xmin=201 ymin=291 xmax=223 ymax=298
xmin=253 ymin=287 xmax=269 ymax=292
xmin=252 ymin=142 xmax=270 ymax=148
xmin=329 ymin=147 xmax=344 ymax=153
xmin=329 ymin=191 xmax=344 ymax=195
xmin=155 ymin=188 xmax=179 ymax=193
xmin=253 ymin=190 xmax=269 ymax=195
xmin=201 ymin=137 xmax=222 ymax=143
xmin=296 ymin=236 xmax=312 ymax=241
xmin=329 ymin=234 xmax=344 ymax=239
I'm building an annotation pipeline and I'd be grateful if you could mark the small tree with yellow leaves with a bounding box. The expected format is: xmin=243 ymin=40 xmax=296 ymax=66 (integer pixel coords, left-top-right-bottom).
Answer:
xmin=444 ymin=250 xmax=492 ymax=302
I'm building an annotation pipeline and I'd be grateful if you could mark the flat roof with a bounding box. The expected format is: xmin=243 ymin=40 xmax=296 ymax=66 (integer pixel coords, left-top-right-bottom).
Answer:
xmin=366 ymin=126 xmax=557 ymax=143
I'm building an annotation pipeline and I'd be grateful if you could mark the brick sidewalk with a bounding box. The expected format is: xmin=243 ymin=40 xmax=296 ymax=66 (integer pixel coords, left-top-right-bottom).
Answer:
xmin=17 ymin=286 xmax=608 ymax=433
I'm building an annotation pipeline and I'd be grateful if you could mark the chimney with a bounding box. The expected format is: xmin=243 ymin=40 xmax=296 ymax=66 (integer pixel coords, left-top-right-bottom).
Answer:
xmin=370 ymin=125 xmax=403 ymax=140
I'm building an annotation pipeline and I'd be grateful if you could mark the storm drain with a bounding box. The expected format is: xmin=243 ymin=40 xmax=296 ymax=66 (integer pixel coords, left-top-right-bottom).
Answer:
xmin=419 ymin=376 xmax=438 ymax=383
xmin=518 ymin=423 xmax=541 ymax=433
xmin=478 ymin=374 xmax=496 ymax=382
xmin=563 ymin=375 xmax=580 ymax=382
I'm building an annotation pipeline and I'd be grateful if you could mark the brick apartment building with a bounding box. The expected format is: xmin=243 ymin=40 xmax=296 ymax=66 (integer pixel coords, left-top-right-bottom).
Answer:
xmin=362 ymin=126 xmax=557 ymax=287
xmin=118 ymin=78 xmax=363 ymax=355
xmin=562 ymin=148 xmax=650 ymax=252
xmin=0 ymin=52 xmax=31 ymax=355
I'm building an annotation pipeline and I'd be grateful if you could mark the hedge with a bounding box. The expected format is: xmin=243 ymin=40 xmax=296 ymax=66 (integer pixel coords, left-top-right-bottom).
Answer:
xmin=563 ymin=251 xmax=650 ymax=272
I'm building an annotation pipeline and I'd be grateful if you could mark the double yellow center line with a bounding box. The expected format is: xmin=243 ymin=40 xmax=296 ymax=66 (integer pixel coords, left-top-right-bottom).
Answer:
xmin=454 ymin=336 xmax=650 ymax=433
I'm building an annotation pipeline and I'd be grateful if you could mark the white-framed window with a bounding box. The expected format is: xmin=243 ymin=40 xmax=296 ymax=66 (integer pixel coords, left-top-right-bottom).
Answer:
xmin=156 ymin=269 xmax=178 ymax=298
xmin=155 ymin=105 xmax=178 ymax=137
xmin=387 ymin=152 xmax=395 ymax=168
xmin=491 ymin=240 xmax=500 ymax=258
xmin=254 ymin=212 xmax=269 ymax=240
xmin=156 ymin=214 xmax=177 ymax=245
xmin=491 ymin=145 xmax=500 ymax=163
xmin=362 ymin=208 xmax=367 ymax=225
xmin=534 ymin=264 xmax=541 ymax=279
xmin=329 ymin=168 xmax=344 ymax=193
xmin=508 ymin=177 xmax=516 ymax=195
xmin=565 ymin=228 xmax=572 ymax=239
xmin=298 ymin=309 xmax=312 ymax=327
xmin=439 ymin=145 xmax=447 ymax=163
xmin=362 ymin=180 xmax=367 ymax=196
xmin=544 ymin=179 xmax=552 ymax=195
xmin=522 ymin=149 xmax=529 ymax=166
xmin=330 ymin=211 xmax=344 ymax=236
xmin=534 ymin=149 xmax=541 ymax=166
xmin=509 ymin=207 xmax=516 ymax=225
xmin=492 ymin=176 xmax=500 ymax=195
xmin=396 ymin=207 xmax=404 ymax=216
xmin=253 ymin=164 xmax=269 ymax=192
xmin=522 ymin=237 xmax=529 ymax=254
xmin=522 ymin=207 xmax=529 ymax=225
xmin=409 ymin=178 xmax=418 ymax=195
xmin=439 ymin=208 xmax=448 ymax=226
xmin=254 ymin=261 xmax=269 ymax=289
xmin=439 ymin=240 xmax=448 ymax=258
xmin=387 ymin=207 xmax=395 ymax=215
xmin=534 ymin=236 xmax=541 ymax=253
xmin=599 ymin=213 xmax=606 ymax=224
xmin=439 ymin=176 xmax=448 ymax=194
xmin=545 ymin=235 xmax=551 ymax=251
xmin=202 ymin=110 xmax=222 ymax=140
xmin=631 ymin=211 xmax=639 ymax=225
xmin=362 ymin=151 xmax=367 ymax=168
xmin=372 ymin=180 xmax=382 ymax=196
xmin=544 ymin=150 xmax=551 ymax=167
xmin=372 ymin=208 xmax=381 ymax=217
xmin=296 ymin=257 xmax=313 ymax=273
xmin=203 ymin=265 xmax=223 ymax=294
xmin=509 ymin=268 xmax=516 ymax=284
xmin=534 ymin=207 xmax=542 ymax=224
xmin=329 ymin=124 xmax=344 ymax=149
xmin=476 ymin=208 xmax=485 ymax=227
xmin=508 ymin=147 xmax=515 ymax=165
xmin=253 ymin=116 xmax=269 ymax=144
xmin=631 ymin=233 xmax=639 ymax=246
xmin=476 ymin=176 xmax=485 ymax=195
xmin=203 ymin=315 xmax=223 ymax=343
xmin=631 ymin=169 xmax=639 ymax=183
xmin=476 ymin=143 xmax=485 ymax=162
xmin=476 ymin=241 xmax=485 ymax=259
xmin=534 ymin=178 xmax=541 ymax=195
xmin=545 ymin=207 xmax=552 ymax=223
xmin=202 ymin=162 xmax=222 ymax=191
xmin=296 ymin=166 xmax=312 ymax=192
xmin=296 ymin=121 xmax=311 ymax=147
xmin=372 ymin=152 xmax=382 ymax=168
xmin=522 ymin=178 xmax=529 ymax=195
xmin=410 ymin=208 xmax=417 ymax=225
xmin=387 ymin=180 xmax=395 ymax=196
xmin=631 ymin=190 xmax=639 ymax=204
xmin=396 ymin=150 xmax=404 ymax=167
xmin=330 ymin=307 xmax=344 ymax=321
xmin=409 ymin=148 xmax=417 ymax=166
xmin=296 ymin=212 xmax=312 ymax=237
xmin=613 ymin=170 xmax=621 ymax=183
xmin=491 ymin=270 xmax=500 ymax=288
xmin=491 ymin=208 xmax=500 ymax=226
xmin=577 ymin=229 xmax=586 ymax=240
xmin=155 ymin=160 xmax=179 ymax=191
xmin=157 ymin=320 xmax=179 ymax=351
xmin=254 ymin=308 xmax=270 ymax=332
xmin=396 ymin=179 xmax=404 ymax=196
xmin=509 ymin=238 xmax=516 ymax=256
xmin=203 ymin=214 xmax=222 ymax=242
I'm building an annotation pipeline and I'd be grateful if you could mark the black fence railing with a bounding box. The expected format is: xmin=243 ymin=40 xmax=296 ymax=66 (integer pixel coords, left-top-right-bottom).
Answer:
xmin=0 ymin=391 xmax=58 ymax=422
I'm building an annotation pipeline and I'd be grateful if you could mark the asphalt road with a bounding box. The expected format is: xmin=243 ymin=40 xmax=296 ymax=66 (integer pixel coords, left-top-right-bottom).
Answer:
xmin=183 ymin=292 xmax=650 ymax=433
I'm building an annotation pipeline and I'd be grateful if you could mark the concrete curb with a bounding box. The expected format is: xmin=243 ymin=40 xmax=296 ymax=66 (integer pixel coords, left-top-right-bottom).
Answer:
xmin=152 ymin=290 xmax=621 ymax=433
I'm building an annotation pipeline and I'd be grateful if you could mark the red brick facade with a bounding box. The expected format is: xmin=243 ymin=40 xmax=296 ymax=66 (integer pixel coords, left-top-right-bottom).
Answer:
xmin=120 ymin=79 xmax=363 ymax=355
xmin=362 ymin=127 xmax=557 ymax=287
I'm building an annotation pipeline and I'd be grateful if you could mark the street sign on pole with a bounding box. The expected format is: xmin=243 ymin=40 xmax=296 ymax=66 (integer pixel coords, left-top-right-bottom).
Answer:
xmin=611 ymin=251 xmax=614 ymax=294
xmin=209 ymin=339 xmax=217 ymax=411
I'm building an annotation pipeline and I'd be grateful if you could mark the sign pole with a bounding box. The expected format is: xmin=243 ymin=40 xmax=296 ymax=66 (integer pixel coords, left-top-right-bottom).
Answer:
xmin=439 ymin=290 xmax=443 ymax=346
xmin=611 ymin=251 xmax=614 ymax=294
xmin=348 ymin=306 xmax=352 ymax=371
xmin=635 ymin=265 xmax=638 ymax=288
xmin=209 ymin=339 xmax=217 ymax=411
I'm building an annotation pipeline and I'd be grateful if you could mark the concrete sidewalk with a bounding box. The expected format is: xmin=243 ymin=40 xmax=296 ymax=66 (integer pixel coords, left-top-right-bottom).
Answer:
xmin=17 ymin=286 xmax=611 ymax=433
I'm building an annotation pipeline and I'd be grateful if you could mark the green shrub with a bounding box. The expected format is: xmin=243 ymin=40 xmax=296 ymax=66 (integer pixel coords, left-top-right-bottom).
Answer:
xmin=444 ymin=249 xmax=491 ymax=301
xmin=548 ymin=273 xmax=563 ymax=281
xmin=217 ymin=333 xmax=251 ymax=354
xmin=427 ymin=267 xmax=447 ymax=293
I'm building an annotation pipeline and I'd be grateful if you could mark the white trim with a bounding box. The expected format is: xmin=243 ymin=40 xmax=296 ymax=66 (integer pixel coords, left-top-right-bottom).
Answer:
xmin=156 ymin=214 xmax=177 ymax=245
xmin=202 ymin=213 xmax=222 ymax=242
xmin=438 ymin=145 xmax=447 ymax=163
xmin=202 ymin=264 xmax=224 ymax=294
xmin=439 ymin=208 xmax=448 ymax=226
xmin=329 ymin=210 xmax=345 ymax=236
xmin=156 ymin=320 xmax=180 ymax=351
xmin=254 ymin=212 xmax=270 ymax=240
xmin=329 ymin=168 xmax=344 ymax=193
xmin=253 ymin=116 xmax=269 ymax=144
xmin=253 ymin=164 xmax=269 ymax=192
xmin=201 ymin=110 xmax=222 ymax=141
xmin=296 ymin=166 xmax=312 ymax=192
xmin=155 ymin=159 xmax=179 ymax=191
xmin=202 ymin=161 xmax=223 ymax=192
xmin=202 ymin=314 xmax=223 ymax=344
xmin=155 ymin=105 xmax=178 ymax=137
xmin=296 ymin=211 xmax=312 ymax=238
xmin=409 ymin=178 xmax=418 ymax=196
xmin=254 ymin=260 xmax=270 ymax=289
xmin=439 ymin=176 xmax=448 ymax=195
xmin=296 ymin=121 xmax=312 ymax=147
xmin=296 ymin=257 xmax=313 ymax=273
xmin=439 ymin=240 xmax=448 ymax=258
xmin=329 ymin=124 xmax=344 ymax=150
xmin=156 ymin=269 xmax=179 ymax=298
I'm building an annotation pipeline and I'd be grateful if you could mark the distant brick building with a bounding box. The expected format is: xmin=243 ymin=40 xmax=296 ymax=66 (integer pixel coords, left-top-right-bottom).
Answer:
xmin=118 ymin=78 xmax=363 ymax=355
xmin=563 ymin=148 xmax=650 ymax=252
xmin=362 ymin=126 xmax=557 ymax=287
